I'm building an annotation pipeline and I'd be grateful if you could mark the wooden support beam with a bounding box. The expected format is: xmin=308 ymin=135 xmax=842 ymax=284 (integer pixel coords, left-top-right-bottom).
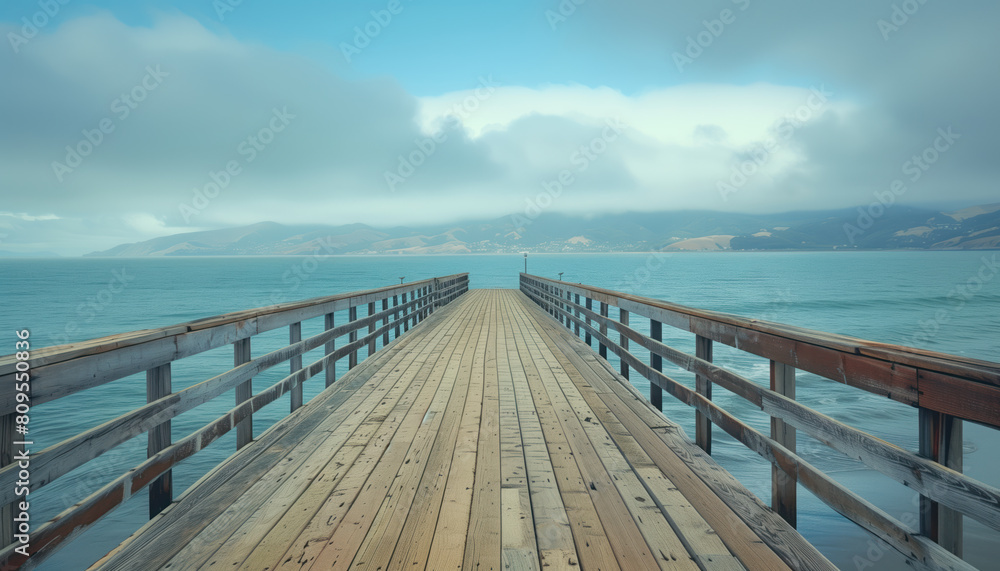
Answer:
xmin=290 ymin=322 xmax=302 ymax=412
xmin=324 ymin=313 xmax=336 ymax=387
xmin=0 ymin=414 xmax=16 ymax=547
xmin=403 ymin=293 xmax=410 ymax=333
xmin=920 ymin=408 xmax=964 ymax=556
xmin=234 ymin=339 xmax=252 ymax=449
xmin=584 ymin=297 xmax=593 ymax=347
xmin=650 ymin=319 xmax=663 ymax=411
xmin=382 ymin=299 xmax=390 ymax=346
xmin=367 ymin=302 xmax=377 ymax=357
xmin=574 ymin=294 xmax=581 ymax=337
xmin=348 ymin=306 xmax=358 ymax=369
xmin=619 ymin=309 xmax=629 ymax=380
xmin=695 ymin=336 xmax=713 ymax=455
xmin=393 ymin=295 xmax=401 ymax=338
xmin=146 ymin=363 xmax=173 ymax=518
xmin=771 ymin=360 xmax=796 ymax=528
xmin=598 ymin=302 xmax=609 ymax=360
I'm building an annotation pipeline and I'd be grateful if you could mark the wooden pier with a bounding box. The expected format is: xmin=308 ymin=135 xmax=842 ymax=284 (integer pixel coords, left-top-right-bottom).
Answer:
xmin=1 ymin=273 xmax=999 ymax=570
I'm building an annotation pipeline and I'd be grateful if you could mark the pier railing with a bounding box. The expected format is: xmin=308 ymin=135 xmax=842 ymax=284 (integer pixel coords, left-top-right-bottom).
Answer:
xmin=520 ymin=273 xmax=1000 ymax=571
xmin=0 ymin=273 xmax=469 ymax=568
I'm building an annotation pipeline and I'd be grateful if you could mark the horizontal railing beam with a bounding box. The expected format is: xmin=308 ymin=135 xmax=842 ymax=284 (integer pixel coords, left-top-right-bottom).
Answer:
xmin=522 ymin=281 xmax=1000 ymax=534
xmin=0 ymin=294 xmax=430 ymax=505
xmin=520 ymin=282 xmax=974 ymax=571
xmin=520 ymin=274 xmax=1000 ymax=429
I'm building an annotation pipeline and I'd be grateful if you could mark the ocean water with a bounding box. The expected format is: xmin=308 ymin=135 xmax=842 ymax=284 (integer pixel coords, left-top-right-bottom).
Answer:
xmin=1 ymin=252 xmax=998 ymax=570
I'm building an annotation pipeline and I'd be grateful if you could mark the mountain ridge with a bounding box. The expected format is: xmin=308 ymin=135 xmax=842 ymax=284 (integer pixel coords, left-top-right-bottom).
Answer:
xmin=83 ymin=204 xmax=1000 ymax=257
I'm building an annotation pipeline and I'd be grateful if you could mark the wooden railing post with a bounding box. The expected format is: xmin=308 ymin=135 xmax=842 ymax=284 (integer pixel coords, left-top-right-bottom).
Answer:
xmin=695 ymin=336 xmax=713 ymax=454
xmin=919 ymin=409 xmax=963 ymax=556
xmin=348 ymin=305 xmax=358 ymax=369
xmin=393 ymin=295 xmax=401 ymax=338
xmin=566 ymin=291 xmax=573 ymax=330
xmin=381 ymin=298 xmax=390 ymax=346
xmin=0 ymin=414 xmax=14 ymax=547
xmin=324 ymin=312 xmax=336 ymax=387
xmin=599 ymin=302 xmax=609 ymax=360
xmin=584 ymin=297 xmax=593 ymax=347
xmin=403 ymin=292 xmax=411 ymax=332
xmin=367 ymin=301 xmax=376 ymax=357
xmin=234 ymin=339 xmax=252 ymax=449
xmin=147 ymin=363 xmax=173 ymax=517
xmin=290 ymin=322 xmax=303 ymax=412
xmin=650 ymin=320 xmax=663 ymax=411
xmin=620 ymin=309 xmax=629 ymax=380
xmin=574 ymin=294 xmax=581 ymax=337
xmin=770 ymin=360 xmax=796 ymax=528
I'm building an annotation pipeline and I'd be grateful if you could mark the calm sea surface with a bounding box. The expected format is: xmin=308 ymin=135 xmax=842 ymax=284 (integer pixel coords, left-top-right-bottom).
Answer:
xmin=2 ymin=252 xmax=998 ymax=570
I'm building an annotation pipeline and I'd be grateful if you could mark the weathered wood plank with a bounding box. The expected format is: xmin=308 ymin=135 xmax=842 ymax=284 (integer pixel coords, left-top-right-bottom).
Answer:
xmin=234 ymin=337 xmax=253 ymax=449
xmin=289 ymin=322 xmax=302 ymax=412
xmin=462 ymin=293 xmax=502 ymax=571
xmin=425 ymin=293 xmax=489 ymax=570
xmin=146 ymin=363 xmax=172 ymax=518
xmin=509 ymin=318 xmax=622 ymax=571
xmin=524 ymin=282 xmax=1000 ymax=535
xmin=770 ymin=361 xmax=796 ymax=529
xmin=499 ymin=293 xmax=577 ymax=571
xmin=387 ymin=292 xmax=488 ymax=570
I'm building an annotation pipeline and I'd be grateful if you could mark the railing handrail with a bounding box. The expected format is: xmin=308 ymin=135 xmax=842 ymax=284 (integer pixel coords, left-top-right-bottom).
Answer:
xmin=0 ymin=273 xmax=470 ymax=569
xmin=520 ymin=274 xmax=999 ymax=379
xmin=0 ymin=274 xmax=469 ymax=414
xmin=519 ymin=273 xmax=997 ymax=571
xmin=0 ymin=273 xmax=469 ymax=373
xmin=521 ymin=273 xmax=1000 ymax=428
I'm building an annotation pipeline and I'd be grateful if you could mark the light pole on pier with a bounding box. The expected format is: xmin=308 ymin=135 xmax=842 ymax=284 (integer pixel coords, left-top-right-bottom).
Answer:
xmin=523 ymin=252 xmax=528 ymax=274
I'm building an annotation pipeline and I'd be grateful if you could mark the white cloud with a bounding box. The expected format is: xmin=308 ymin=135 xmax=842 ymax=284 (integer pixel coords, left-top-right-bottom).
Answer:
xmin=1 ymin=7 xmax=997 ymax=256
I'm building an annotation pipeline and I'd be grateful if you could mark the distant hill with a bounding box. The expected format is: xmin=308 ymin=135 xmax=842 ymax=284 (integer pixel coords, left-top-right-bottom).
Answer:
xmin=84 ymin=203 xmax=1000 ymax=257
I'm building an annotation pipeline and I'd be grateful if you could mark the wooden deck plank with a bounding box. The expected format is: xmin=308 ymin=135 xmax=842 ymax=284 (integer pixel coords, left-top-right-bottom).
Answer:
xmin=424 ymin=292 xmax=491 ymax=571
xmin=522 ymin=298 xmax=746 ymax=571
xmin=462 ymin=292 xmax=502 ymax=571
xmin=496 ymin=294 xmax=541 ymax=571
xmin=344 ymin=291 xmax=487 ymax=570
xmin=163 ymin=299 xmax=468 ymax=570
xmin=519 ymin=291 xmax=823 ymax=571
xmin=499 ymin=292 xmax=580 ymax=571
xmin=89 ymin=290 xmax=833 ymax=571
xmin=89 ymin=299 xmax=461 ymax=571
xmin=384 ymin=292 xmax=489 ymax=570
xmin=507 ymin=295 xmax=646 ymax=570
xmin=272 ymin=292 xmax=485 ymax=570
xmin=507 ymin=293 xmax=697 ymax=571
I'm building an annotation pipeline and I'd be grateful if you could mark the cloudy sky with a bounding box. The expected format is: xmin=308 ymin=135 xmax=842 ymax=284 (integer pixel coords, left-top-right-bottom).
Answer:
xmin=1 ymin=0 xmax=997 ymax=255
